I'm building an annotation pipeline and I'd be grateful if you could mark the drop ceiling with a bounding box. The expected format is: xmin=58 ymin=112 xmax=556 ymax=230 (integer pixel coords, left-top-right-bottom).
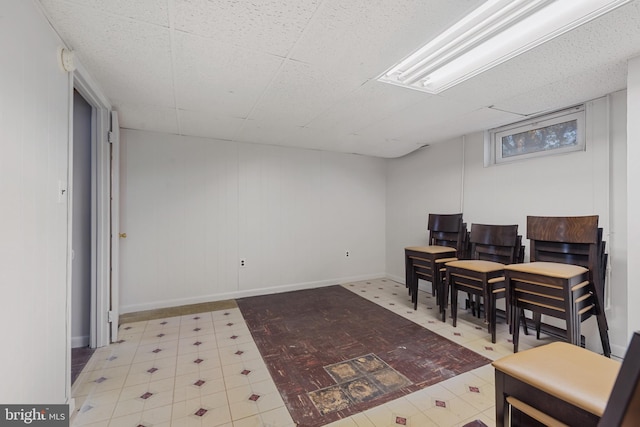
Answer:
xmin=38 ymin=0 xmax=640 ymax=158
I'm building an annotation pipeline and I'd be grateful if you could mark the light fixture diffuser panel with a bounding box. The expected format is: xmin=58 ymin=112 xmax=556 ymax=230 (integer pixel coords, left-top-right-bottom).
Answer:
xmin=378 ymin=0 xmax=631 ymax=94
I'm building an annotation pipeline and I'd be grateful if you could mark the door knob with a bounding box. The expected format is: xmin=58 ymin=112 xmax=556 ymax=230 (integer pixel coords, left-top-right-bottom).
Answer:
xmin=119 ymin=233 xmax=127 ymax=239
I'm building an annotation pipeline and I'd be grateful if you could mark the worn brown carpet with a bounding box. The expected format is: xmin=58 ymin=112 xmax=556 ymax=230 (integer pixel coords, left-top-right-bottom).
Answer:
xmin=236 ymin=285 xmax=491 ymax=427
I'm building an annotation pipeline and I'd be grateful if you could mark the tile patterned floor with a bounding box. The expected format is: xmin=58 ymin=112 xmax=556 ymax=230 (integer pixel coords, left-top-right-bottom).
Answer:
xmin=70 ymin=278 xmax=553 ymax=427
xmin=236 ymin=285 xmax=490 ymax=426
xmin=72 ymin=347 xmax=97 ymax=385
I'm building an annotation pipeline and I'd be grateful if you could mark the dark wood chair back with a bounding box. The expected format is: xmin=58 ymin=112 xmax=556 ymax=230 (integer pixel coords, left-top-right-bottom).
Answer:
xmin=527 ymin=215 xmax=605 ymax=316
xmin=469 ymin=224 xmax=519 ymax=264
xmin=528 ymin=216 xmax=598 ymax=263
xmin=428 ymin=213 xmax=466 ymax=254
xmin=599 ymin=331 xmax=640 ymax=426
xmin=507 ymin=215 xmax=610 ymax=356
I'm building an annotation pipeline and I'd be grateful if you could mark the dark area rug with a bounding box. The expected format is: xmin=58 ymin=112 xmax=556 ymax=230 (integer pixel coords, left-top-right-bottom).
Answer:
xmin=236 ymin=285 xmax=491 ymax=427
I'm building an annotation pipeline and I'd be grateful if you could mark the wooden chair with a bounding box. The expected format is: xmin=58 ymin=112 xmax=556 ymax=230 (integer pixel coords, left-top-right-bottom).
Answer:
xmin=405 ymin=213 xmax=466 ymax=313
xmin=492 ymin=331 xmax=640 ymax=427
xmin=503 ymin=215 xmax=611 ymax=356
xmin=445 ymin=224 xmax=521 ymax=343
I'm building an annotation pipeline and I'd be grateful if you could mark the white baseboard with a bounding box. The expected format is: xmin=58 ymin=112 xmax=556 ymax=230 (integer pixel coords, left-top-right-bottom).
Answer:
xmin=71 ymin=335 xmax=89 ymax=348
xmin=67 ymin=397 xmax=75 ymax=423
xmin=385 ymin=274 xmax=435 ymax=293
xmin=119 ymin=273 xmax=385 ymax=314
xmin=610 ymin=343 xmax=627 ymax=360
xmin=385 ymin=273 xmax=404 ymax=284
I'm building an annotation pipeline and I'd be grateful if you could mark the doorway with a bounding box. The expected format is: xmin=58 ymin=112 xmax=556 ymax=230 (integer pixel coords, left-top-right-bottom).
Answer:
xmin=71 ymin=90 xmax=95 ymax=383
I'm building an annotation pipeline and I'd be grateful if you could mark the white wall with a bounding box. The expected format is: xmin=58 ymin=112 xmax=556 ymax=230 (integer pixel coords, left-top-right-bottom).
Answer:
xmin=0 ymin=1 xmax=71 ymax=403
xmin=609 ymin=89 xmax=629 ymax=355
xmin=385 ymin=95 xmax=629 ymax=356
xmin=628 ymin=56 xmax=640 ymax=341
xmin=119 ymin=130 xmax=386 ymax=313
xmin=385 ymin=140 xmax=465 ymax=281
xmin=462 ymin=97 xmax=610 ymax=245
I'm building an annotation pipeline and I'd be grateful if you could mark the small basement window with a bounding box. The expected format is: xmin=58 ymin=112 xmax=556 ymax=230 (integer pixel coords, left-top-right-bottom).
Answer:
xmin=488 ymin=105 xmax=585 ymax=165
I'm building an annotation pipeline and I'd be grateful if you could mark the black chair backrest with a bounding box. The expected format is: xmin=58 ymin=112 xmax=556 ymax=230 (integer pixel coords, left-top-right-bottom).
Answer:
xmin=598 ymin=331 xmax=640 ymax=426
xmin=468 ymin=224 xmax=519 ymax=264
xmin=427 ymin=213 xmax=466 ymax=253
xmin=515 ymin=235 xmax=525 ymax=264
xmin=527 ymin=215 xmax=603 ymax=295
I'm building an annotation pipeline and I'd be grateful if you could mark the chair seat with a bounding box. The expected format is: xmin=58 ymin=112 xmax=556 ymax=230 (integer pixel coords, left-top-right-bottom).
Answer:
xmin=447 ymin=259 xmax=505 ymax=273
xmin=503 ymin=261 xmax=588 ymax=278
xmin=492 ymin=342 xmax=620 ymax=416
xmin=405 ymin=245 xmax=457 ymax=255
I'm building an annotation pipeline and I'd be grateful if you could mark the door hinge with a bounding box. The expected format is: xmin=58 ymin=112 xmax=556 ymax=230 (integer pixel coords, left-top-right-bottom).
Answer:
xmin=108 ymin=310 xmax=115 ymax=323
xmin=107 ymin=131 xmax=114 ymax=144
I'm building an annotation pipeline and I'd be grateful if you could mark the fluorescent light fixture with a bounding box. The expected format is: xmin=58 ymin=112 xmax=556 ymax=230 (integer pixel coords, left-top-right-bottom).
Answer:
xmin=378 ymin=0 xmax=631 ymax=94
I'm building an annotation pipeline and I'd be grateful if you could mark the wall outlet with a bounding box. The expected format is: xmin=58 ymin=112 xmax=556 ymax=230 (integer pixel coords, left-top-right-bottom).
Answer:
xmin=345 ymin=250 xmax=350 ymax=257
xmin=240 ymin=258 xmax=247 ymax=268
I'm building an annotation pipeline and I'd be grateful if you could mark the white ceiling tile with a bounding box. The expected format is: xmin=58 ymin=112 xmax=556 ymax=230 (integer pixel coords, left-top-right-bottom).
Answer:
xmin=49 ymin=0 xmax=170 ymax=26
xmin=235 ymin=118 xmax=329 ymax=150
xmin=355 ymin=95 xmax=478 ymax=145
xmin=173 ymin=0 xmax=321 ymax=57
xmin=493 ymin=61 xmax=630 ymax=117
xmin=249 ymin=59 xmax=365 ymax=126
xmin=332 ymin=133 xmax=426 ymax=159
xmin=442 ymin=1 xmax=640 ymax=113
xmin=173 ymin=32 xmax=284 ymax=118
xmin=290 ymin=0 xmax=484 ymax=79
xmin=306 ymin=81 xmax=428 ymax=134
xmin=410 ymin=108 xmax=523 ymax=146
xmin=116 ymin=103 xmax=179 ymax=135
xmin=237 ymin=115 xmax=421 ymax=158
xmin=178 ymin=109 xmax=245 ymax=141
xmin=38 ymin=0 xmax=640 ymax=157
xmin=40 ymin=0 xmax=175 ymax=108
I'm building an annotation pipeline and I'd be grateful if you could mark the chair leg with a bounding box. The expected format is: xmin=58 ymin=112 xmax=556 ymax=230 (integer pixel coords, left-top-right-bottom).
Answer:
xmin=521 ymin=309 xmax=529 ymax=336
xmin=489 ymin=294 xmax=497 ymax=344
xmin=592 ymin=290 xmax=612 ymax=357
xmin=597 ymin=312 xmax=612 ymax=357
xmin=440 ymin=272 xmax=449 ymax=322
xmin=411 ymin=278 xmax=418 ymax=310
xmin=494 ymin=370 xmax=507 ymax=427
xmin=451 ymin=285 xmax=458 ymax=327
xmin=405 ymin=254 xmax=412 ymax=294
xmin=534 ymin=312 xmax=542 ymax=340
xmin=513 ymin=308 xmax=521 ymax=353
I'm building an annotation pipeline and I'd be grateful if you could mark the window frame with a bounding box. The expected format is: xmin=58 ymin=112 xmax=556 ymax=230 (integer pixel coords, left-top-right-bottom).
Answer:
xmin=488 ymin=105 xmax=586 ymax=165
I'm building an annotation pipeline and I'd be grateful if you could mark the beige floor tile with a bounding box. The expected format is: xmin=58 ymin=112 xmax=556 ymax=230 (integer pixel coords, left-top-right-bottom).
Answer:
xmin=231 ymin=414 xmax=263 ymax=427
xmin=173 ymin=370 xmax=227 ymax=402
xmin=324 ymin=417 xmax=359 ymax=427
xmin=218 ymin=343 xmax=262 ymax=366
xmin=401 ymin=411 xmax=439 ymax=427
xmin=259 ymin=406 xmax=296 ymax=427
xmin=383 ymin=396 xmax=422 ymax=418
xmin=73 ymin=401 xmax=117 ymax=426
xmin=422 ymin=396 xmax=481 ymax=427
xmin=468 ymin=364 xmax=496 ymax=385
xmin=124 ymin=358 xmax=177 ymax=387
xmin=457 ymin=411 xmax=496 ymax=427
xmin=73 ymin=420 xmax=110 ymax=427
xmin=176 ymin=350 xmax=222 ymax=375
xmin=171 ymin=393 xmax=231 ymax=425
xmin=483 ymin=406 xmax=496 ymax=421
xmin=349 ymin=411 xmax=376 ymax=427
xmin=404 ymin=383 xmax=457 ymax=411
xmin=229 ymin=398 xmax=260 ymax=421
xmin=72 ymin=278 xmax=559 ymax=427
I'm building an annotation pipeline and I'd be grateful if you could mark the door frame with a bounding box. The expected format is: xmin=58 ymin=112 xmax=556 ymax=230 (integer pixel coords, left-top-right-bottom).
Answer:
xmin=72 ymin=60 xmax=114 ymax=348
